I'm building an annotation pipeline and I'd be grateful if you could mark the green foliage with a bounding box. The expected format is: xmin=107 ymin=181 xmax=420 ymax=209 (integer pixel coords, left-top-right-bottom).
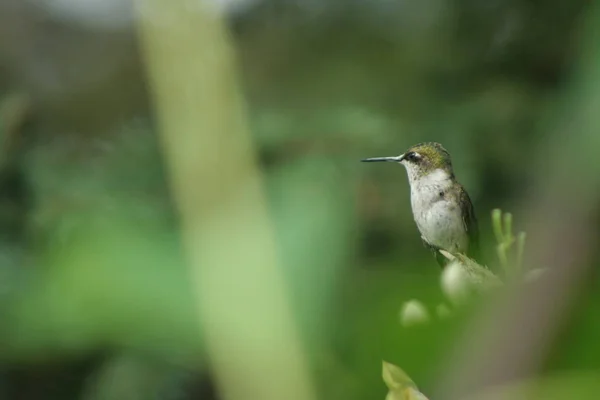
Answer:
xmin=492 ymin=208 xmax=527 ymax=278
xmin=0 ymin=0 xmax=599 ymax=399
xmin=382 ymin=361 xmax=429 ymax=400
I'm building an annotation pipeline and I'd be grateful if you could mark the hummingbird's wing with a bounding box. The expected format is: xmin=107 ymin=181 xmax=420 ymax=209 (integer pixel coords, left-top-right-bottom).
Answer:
xmin=459 ymin=185 xmax=481 ymax=262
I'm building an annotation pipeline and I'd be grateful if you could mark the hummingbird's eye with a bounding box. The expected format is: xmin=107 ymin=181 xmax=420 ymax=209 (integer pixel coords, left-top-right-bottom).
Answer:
xmin=406 ymin=152 xmax=420 ymax=162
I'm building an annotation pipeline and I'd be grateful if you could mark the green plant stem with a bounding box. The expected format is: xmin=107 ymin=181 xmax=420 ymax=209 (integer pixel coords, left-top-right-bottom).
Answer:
xmin=133 ymin=2 xmax=316 ymax=400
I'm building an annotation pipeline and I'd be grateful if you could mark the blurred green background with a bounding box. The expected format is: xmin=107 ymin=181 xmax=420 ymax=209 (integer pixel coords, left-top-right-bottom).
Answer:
xmin=0 ymin=0 xmax=599 ymax=399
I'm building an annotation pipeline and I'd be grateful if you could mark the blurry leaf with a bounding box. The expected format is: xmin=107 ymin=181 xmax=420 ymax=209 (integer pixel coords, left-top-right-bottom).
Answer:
xmin=1 ymin=213 xmax=201 ymax=363
xmin=266 ymin=156 xmax=355 ymax=346
xmin=382 ymin=361 xmax=416 ymax=390
xmin=386 ymin=388 xmax=429 ymax=400
xmin=382 ymin=361 xmax=429 ymax=400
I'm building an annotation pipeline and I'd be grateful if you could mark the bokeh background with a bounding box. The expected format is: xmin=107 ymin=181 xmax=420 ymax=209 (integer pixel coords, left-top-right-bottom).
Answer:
xmin=0 ymin=0 xmax=599 ymax=399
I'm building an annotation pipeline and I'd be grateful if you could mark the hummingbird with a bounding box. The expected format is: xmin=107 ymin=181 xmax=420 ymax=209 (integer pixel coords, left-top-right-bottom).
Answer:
xmin=361 ymin=142 xmax=480 ymax=267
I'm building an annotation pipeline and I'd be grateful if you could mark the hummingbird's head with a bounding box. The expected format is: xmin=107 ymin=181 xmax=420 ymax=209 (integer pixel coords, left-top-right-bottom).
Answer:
xmin=361 ymin=142 xmax=454 ymax=182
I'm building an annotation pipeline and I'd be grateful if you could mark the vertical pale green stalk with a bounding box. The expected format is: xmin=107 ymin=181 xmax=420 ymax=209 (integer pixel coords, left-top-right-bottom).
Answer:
xmin=492 ymin=209 xmax=510 ymax=274
xmin=515 ymin=232 xmax=526 ymax=272
xmin=491 ymin=209 xmax=504 ymax=245
xmin=491 ymin=209 xmax=526 ymax=278
xmin=133 ymin=2 xmax=316 ymax=400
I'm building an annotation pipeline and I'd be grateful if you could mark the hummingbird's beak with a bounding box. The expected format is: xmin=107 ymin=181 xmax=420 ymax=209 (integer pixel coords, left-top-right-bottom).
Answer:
xmin=361 ymin=155 xmax=404 ymax=163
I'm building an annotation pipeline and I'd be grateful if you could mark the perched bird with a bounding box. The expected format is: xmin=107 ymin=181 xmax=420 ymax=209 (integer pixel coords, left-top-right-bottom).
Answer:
xmin=361 ymin=142 xmax=480 ymax=267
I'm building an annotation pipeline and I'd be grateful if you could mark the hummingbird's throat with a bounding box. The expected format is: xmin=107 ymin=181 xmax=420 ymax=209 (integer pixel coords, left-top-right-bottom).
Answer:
xmin=407 ymin=167 xmax=451 ymax=186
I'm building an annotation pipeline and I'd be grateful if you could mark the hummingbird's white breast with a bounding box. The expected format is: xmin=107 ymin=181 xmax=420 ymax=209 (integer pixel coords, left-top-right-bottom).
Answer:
xmin=408 ymin=169 xmax=468 ymax=253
